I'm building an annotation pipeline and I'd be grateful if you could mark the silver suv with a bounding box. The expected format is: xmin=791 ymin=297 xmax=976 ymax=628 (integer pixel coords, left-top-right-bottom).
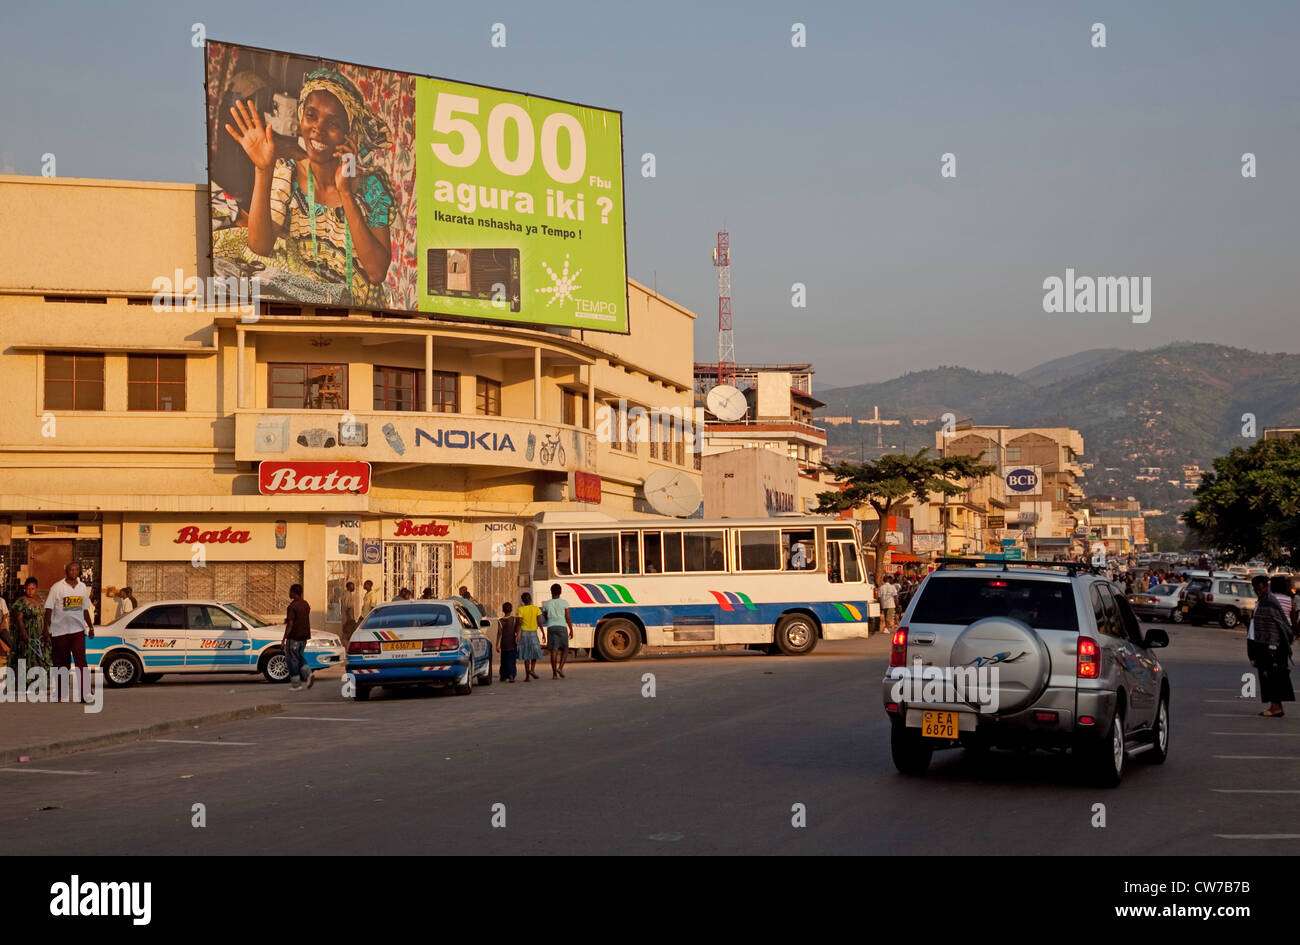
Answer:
xmin=881 ymin=559 xmax=1171 ymax=787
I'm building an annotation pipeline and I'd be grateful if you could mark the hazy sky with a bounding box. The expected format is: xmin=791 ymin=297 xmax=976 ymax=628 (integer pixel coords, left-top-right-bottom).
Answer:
xmin=3 ymin=0 xmax=1297 ymax=389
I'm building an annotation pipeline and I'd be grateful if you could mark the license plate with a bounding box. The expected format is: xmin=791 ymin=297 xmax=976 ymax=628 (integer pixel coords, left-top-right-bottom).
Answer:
xmin=921 ymin=710 xmax=958 ymax=739
xmin=382 ymin=640 xmax=421 ymax=651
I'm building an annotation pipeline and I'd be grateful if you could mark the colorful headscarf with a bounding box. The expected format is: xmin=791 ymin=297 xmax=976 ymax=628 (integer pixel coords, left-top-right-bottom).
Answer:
xmin=297 ymin=67 xmax=391 ymax=153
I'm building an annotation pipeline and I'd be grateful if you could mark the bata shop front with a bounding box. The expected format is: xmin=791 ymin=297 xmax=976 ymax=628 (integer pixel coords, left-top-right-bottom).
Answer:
xmin=369 ymin=516 xmax=526 ymax=614
xmin=114 ymin=516 xmax=310 ymax=625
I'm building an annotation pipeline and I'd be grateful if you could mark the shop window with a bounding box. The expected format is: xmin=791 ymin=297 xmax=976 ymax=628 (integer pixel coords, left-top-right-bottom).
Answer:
xmin=269 ymin=363 xmax=347 ymax=410
xmin=128 ymin=355 xmax=186 ymax=411
xmin=374 ymin=366 xmax=423 ymax=412
xmin=44 ymin=352 xmax=104 ymax=411
xmin=477 ymin=378 xmax=502 ymax=416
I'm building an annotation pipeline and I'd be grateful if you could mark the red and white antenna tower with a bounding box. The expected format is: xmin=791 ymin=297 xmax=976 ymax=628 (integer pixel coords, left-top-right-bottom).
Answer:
xmin=712 ymin=231 xmax=734 ymax=386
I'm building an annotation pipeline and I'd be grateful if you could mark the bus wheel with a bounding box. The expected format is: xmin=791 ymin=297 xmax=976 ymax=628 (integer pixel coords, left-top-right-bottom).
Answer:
xmin=595 ymin=619 xmax=642 ymax=662
xmin=774 ymin=614 xmax=818 ymax=655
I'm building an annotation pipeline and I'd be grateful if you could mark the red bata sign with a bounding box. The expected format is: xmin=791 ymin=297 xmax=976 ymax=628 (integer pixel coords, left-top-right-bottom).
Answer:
xmin=573 ymin=471 xmax=601 ymax=504
xmin=394 ymin=520 xmax=450 ymax=537
xmin=175 ymin=526 xmax=251 ymax=544
xmin=259 ymin=461 xmax=371 ymax=495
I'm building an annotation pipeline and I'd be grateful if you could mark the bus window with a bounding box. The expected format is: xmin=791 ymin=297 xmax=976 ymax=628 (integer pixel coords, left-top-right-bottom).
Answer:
xmin=644 ymin=531 xmax=663 ymax=573
xmin=737 ymin=529 xmax=781 ymax=571
xmin=828 ymin=541 xmax=862 ymax=583
xmin=663 ymin=531 xmax=683 ymax=572
xmin=555 ymin=533 xmax=572 ymax=576
xmin=827 ymin=527 xmax=856 ymax=542
xmin=684 ymin=530 xmax=726 ymax=572
xmin=578 ymin=532 xmax=619 ymax=574
xmin=621 ymin=532 xmax=640 ymax=574
xmin=783 ymin=530 xmax=815 ymax=570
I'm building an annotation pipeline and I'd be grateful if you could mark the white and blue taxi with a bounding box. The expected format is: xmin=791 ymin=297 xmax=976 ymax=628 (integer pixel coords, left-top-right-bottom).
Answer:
xmin=88 ymin=600 xmax=344 ymax=688
xmin=346 ymin=599 xmax=493 ymax=701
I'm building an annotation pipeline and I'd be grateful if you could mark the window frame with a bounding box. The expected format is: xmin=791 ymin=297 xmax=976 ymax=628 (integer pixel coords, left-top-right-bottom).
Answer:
xmin=127 ymin=354 xmax=186 ymax=412
xmin=373 ymin=365 xmax=424 ymax=412
xmin=735 ymin=528 xmax=784 ymax=573
xmin=268 ymin=362 xmax=349 ymax=410
xmin=476 ymin=377 xmax=502 ymax=416
xmin=43 ymin=351 xmax=105 ymax=411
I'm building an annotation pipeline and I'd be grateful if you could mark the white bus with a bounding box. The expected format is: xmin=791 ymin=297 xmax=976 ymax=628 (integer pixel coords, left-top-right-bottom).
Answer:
xmin=519 ymin=512 xmax=878 ymax=661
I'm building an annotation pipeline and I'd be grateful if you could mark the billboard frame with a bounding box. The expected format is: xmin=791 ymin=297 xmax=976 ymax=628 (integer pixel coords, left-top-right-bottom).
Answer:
xmin=203 ymin=38 xmax=630 ymax=336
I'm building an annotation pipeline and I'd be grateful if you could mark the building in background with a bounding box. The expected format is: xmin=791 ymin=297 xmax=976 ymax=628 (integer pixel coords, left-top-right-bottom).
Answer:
xmin=0 ymin=175 xmax=700 ymax=629
xmin=937 ymin=422 xmax=1086 ymax=557
xmin=702 ymin=448 xmax=798 ymax=519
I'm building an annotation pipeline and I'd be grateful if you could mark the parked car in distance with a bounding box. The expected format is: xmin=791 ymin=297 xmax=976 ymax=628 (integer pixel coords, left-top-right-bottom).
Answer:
xmin=883 ymin=558 xmax=1171 ymax=787
xmin=1128 ymin=584 xmax=1186 ymax=623
xmin=89 ymin=601 xmax=344 ymax=687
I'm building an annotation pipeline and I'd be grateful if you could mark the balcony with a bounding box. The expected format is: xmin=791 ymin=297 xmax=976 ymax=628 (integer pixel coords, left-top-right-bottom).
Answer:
xmin=235 ymin=408 xmax=595 ymax=473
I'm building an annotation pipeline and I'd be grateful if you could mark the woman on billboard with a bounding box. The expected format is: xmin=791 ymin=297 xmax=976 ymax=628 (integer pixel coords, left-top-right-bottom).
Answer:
xmin=223 ymin=67 xmax=394 ymax=305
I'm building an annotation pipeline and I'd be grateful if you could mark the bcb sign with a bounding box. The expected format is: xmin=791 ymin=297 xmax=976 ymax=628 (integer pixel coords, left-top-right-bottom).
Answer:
xmin=1004 ymin=467 xmax=1041 ymax=495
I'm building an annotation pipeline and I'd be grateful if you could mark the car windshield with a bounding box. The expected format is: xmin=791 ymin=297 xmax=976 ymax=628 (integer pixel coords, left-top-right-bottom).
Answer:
xmin=909 ymin=577 xmax=1080 ymax=631
xmin=222 ymin=603 xmax=269 ymax=628
xmin=361 ymin=604 xmax=455 ymax=630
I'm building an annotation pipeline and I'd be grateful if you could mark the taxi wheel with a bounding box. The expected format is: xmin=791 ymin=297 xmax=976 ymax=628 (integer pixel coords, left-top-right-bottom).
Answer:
xmin=260 ymin=650 xmax=290 ymax=683
xmin=477 ymin=655 xmax=493 ymax=686
xmin=103 ymin=651 xmax=143 ymax=688
xmin=454 ymin=665 xmax=474 ymax=696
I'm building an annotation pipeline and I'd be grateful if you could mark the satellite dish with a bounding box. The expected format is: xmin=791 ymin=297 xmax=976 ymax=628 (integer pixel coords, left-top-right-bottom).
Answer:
xmin=706 ymin=384 xmax=747 ymax=422
xmin=643 ymin=469 xmax=703 ymax=517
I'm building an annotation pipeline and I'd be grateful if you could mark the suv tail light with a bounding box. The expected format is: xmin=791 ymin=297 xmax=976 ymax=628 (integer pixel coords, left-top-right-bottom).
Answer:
xmin=889 ymin=626 xmax=908 ymax=667
xmin=1077 ymin=637 xmax=1100 ymax=679
xmin=348 ymin=640 xmax=380 ymax=655
xmin=423 ymin=637 xmax=460 ymax=652
xmin=1205 ymin=594 xmax=1214 ymax=602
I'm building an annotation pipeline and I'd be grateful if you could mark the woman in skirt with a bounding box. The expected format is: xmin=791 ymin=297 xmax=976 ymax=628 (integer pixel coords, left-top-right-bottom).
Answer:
xmin=515 ymin=592 xmax=545 ymax=681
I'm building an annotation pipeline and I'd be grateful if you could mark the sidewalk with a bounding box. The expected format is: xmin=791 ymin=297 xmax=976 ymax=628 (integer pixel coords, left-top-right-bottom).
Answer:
xmin=0 ymin=667 xmax=345 ymax=765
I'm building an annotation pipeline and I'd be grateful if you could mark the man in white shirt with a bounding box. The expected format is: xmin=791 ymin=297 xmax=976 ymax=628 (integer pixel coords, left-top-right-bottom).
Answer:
xmin=44 ymin=562 xmax=95 ymax=701
xmin=878 ymin=578 xmax=899 ymax=630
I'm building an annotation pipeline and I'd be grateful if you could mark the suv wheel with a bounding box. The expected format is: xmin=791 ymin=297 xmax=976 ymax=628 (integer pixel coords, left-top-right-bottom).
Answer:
xmin=1220 ymin=608 xmax=1240 ymax=629
xmin=890 ymin=721 xmax=933 ymax=776
xmin=1079 ymin=706 xmax=1125 ymax=788
xmin=1141 ymin=693 xmax=1170 ymax=765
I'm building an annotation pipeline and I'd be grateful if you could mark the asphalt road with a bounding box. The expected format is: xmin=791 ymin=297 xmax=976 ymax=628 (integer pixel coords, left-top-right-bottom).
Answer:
xmin=2 ymin=620 xmax=1295 ymax=855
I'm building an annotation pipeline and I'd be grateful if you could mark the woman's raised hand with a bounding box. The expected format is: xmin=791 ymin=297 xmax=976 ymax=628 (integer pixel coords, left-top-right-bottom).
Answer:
xmin=225 ymin=99 xmax=276 ymax=170
xmin=333 ymin=135 xmax=361 ymax=195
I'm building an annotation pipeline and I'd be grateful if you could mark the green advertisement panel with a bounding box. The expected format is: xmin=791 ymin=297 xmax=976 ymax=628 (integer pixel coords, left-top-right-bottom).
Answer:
xmin=205 ymin=42 xmax=626 ymax=332
xmin=416 ymin=79 xmax=627 ymax=331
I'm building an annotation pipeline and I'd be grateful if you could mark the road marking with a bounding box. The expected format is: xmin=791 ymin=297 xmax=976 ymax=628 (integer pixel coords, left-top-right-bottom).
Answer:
xmin=1216 ymin=834 xmax=1300 ymax=840
xmin=1211 ymin=732 xmax=1300 ymax=736
xmin=1212 ymin=789 xmax=1300 ymax=794
xmin=1215 ymin=756 xmax=1300 ymax=760
xmin=1204 ymin=699 xmax=1255 ymax=703
xmin=272 ymin=716 xmax=364 ymax=722
xmin=0 ymin=767 xmax=96 ymax=775
xmin=1205 ymin=713 xmax=1274 ymax=717
xmin=153 ymin=739 xmax=255 ymax=746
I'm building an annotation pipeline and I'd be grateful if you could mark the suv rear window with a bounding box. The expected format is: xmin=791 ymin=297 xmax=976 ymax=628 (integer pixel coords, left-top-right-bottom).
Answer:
xmin=909 ymin=577 xmax=1079 ymax=632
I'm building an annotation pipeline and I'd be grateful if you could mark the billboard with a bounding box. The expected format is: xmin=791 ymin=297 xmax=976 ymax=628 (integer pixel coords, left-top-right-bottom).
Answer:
xmin=205 ymin=41 xmax=627 ymax=331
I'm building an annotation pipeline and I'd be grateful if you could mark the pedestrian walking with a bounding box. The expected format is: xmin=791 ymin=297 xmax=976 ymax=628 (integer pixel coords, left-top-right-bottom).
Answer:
xmin=361 ymin=579 xmax=378 ymax=617
xmin=1248 ymin=574 xmax=1293 ymax=717
xmin=43 ymin=563 xmax=94 ymax=702
xmin=879 ymin=578 xmax=898 ymax=631
xmin=496 ymin=601 xmax=519 ymax=683
xmin=541 ymin=583 xmax=573 ymax=679
xmin=516 ymin=592 xmax=544 ymax=681
xmin=341 ymin=580 xmax=358 ymax=641
xmin=282 ymin=583 xmax=314 ymax=691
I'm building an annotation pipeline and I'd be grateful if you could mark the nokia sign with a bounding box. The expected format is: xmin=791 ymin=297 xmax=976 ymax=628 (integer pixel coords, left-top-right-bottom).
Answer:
xmin=1004 ymin=467 xmax=1041 ymax=494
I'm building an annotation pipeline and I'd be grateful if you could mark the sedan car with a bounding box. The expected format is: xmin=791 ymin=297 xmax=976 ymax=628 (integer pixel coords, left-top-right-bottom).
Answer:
xmin=1128 ymin=584 xmax=1186 ymax=623
xmin=88 ymin=600 xmax=345 ymax=688
xmin=345 ymin=600 xmax=493 ymax=701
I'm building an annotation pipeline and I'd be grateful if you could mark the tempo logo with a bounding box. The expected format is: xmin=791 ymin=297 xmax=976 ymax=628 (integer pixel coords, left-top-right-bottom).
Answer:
xmin=49 ymin=876 xmax=151 ymax=925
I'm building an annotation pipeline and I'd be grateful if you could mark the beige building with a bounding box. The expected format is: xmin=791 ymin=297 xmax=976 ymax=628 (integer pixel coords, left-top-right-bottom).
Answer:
xmin=936 ymin=422 xmax=1086 ymax=555
xmin=0 ymin=175 xmax=700 ymax=629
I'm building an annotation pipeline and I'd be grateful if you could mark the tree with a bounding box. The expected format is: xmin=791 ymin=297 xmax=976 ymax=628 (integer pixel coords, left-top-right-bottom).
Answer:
xmin=1183 ymin=437 xmax=1300 ymax=567
xmin=815 ymin=448 xmax=998 ymax=584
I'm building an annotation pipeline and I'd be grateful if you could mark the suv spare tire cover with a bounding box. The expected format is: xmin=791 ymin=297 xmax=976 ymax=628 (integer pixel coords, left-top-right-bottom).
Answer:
xmin=949 ymin=617 xmax=1051 ymax=714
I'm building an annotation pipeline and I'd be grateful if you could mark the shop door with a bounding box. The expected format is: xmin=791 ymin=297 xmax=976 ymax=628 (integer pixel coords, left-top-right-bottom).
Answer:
xmin=30 ymin=540 xmax=75 ymax=595
xmin=383 ymin=542 xmax=453 ymax=601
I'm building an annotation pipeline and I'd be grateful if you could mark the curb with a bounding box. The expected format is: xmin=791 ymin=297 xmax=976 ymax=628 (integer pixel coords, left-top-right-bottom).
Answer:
xmin=0 ymin=702 xmax=285 ymax=766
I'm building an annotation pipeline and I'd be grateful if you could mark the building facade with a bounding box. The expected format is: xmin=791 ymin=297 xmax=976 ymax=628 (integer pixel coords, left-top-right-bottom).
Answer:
xmin=0 ymin=175 xmax=700 ymax=629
